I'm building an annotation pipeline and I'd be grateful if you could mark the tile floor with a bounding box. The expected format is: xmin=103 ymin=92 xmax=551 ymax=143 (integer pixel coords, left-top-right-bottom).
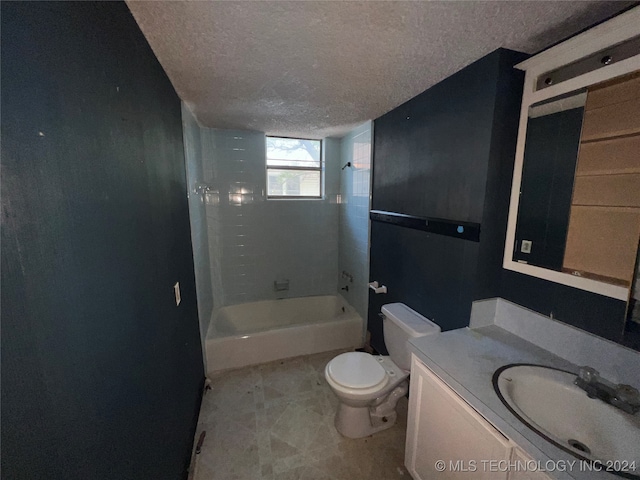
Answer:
xmin=192 ymin=350 xmax=410 ymax=480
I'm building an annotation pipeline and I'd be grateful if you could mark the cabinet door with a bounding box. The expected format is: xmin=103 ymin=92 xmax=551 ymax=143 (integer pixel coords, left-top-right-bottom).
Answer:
xmin=406 ymin=355 xmax=512 ymax=480
xmin=508 ymin=448 xmax=554 ymax=480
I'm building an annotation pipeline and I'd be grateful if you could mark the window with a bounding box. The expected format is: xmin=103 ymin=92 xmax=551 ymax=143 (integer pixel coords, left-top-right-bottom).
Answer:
xmin=266 ymin=136 xmax=322 ymax=198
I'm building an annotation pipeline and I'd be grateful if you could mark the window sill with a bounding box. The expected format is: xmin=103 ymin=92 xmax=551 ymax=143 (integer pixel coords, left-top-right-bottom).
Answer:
xmin=267 ymin=196 xmax=324 ymax=201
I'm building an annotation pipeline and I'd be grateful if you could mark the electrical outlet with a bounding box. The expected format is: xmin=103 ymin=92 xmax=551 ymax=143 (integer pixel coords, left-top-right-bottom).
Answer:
xmin=521 ymin=240 xmax=532 ymax=254
xmin=174 ymin=282 xmax=181 ymax=306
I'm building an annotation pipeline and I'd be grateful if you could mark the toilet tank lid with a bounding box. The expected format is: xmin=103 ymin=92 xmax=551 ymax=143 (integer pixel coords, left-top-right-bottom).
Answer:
xmin=381 ymin=303 xmax=441 ymax=337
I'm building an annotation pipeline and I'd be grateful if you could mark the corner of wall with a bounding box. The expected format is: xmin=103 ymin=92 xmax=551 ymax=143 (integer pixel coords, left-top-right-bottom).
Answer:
xmin=337 ymin=122 xmax=373 ymax=326
xmin=181 ymin=103 xmax=214 ymax=366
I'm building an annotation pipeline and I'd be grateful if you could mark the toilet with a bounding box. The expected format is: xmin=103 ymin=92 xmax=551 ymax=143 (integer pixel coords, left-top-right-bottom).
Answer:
xmin=325 ymin=303 xmax=440 ymax=438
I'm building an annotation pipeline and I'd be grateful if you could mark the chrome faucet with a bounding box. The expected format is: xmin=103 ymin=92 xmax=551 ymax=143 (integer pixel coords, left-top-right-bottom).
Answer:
xmin=574 ymin=366 xmax=640 ymax=415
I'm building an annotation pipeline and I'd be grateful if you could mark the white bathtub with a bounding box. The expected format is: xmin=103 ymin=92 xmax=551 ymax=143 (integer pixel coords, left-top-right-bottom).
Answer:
xmin=206 ymin=295 xmax=363 ymax=373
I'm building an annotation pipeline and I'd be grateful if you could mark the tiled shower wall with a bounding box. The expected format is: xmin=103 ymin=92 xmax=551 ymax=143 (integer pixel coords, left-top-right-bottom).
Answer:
xmin=183 ymin=117 xmax=372 ymax=344
xmin=182 ymin=105 xmax=213 ymax=359
xmin=337 ymin=122 xmax=373 ymax=322
xmin=200 ymin=129 xmax=341 ymax=314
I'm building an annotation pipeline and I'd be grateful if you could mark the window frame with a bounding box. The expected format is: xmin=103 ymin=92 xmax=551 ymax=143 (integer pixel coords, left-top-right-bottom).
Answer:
xmin=265 ymin=135 xmax=323 ymax=200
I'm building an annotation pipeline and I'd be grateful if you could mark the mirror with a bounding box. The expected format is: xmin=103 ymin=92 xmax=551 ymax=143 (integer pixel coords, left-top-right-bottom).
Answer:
xmin=508 ymin=70 xmax=640 ymax=347
xmin=513 ymin=74 xmax=640 ymax=290
xmin=503 ymin=11 xmax=640 ymax=349
xmin=513 ymin=90 xmax=587 ymax=273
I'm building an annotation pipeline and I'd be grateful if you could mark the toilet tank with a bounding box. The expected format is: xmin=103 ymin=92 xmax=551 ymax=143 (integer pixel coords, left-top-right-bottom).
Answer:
xmin=382 ymin=303 xmax=440 ymax=371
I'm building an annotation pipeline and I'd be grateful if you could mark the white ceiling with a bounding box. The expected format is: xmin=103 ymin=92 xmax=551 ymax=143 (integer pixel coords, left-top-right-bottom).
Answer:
xmin=126 ymin=1 xmax=632 ymax=139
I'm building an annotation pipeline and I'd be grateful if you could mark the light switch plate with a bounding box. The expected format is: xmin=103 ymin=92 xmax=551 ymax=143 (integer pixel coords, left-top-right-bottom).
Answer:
xmin=174 ymin=282 xmax=181 ymax=306
xmin=521 ymin=240 xmax=532 ymax=254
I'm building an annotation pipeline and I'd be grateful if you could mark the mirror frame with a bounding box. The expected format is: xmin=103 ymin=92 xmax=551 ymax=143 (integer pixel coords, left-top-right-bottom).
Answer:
xmin=503 ymin=7 xmax=640 ymax=301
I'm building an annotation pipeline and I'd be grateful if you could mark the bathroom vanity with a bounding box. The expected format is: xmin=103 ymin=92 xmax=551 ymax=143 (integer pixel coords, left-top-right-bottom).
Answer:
xmin=404 ymin=298 xmax=640 ymax=480
xmin=404 ymin=12 xmax=640 ymax=479
xmin=407 ymin=355 xmax=551 ymax=480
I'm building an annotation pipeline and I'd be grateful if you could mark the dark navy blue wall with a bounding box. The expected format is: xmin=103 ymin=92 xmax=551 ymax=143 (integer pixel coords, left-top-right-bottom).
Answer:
xmin=500 ymin=271 xmax=627 ymax=342
xmin=369 ymin=49 xmax=526 ymax=351
xmin=369 ymin=47 xmax=628 ymax=351
xmin=1 ymin=2 xmax=204 ymax=479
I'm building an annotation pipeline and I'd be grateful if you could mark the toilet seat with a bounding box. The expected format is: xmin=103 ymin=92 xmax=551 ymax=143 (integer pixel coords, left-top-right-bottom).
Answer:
xmin=325 ymin=303 xmax=440 ymax=439
xmin=326 ymin=352 xmax=388 ymax=390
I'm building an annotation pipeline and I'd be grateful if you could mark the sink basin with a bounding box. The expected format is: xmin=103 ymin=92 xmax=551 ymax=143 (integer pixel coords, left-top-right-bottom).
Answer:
xmin=494 ymin=364 xmax=640 ymax=477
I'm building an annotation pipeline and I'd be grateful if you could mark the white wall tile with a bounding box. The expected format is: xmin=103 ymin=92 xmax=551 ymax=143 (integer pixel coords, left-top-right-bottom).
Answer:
xmin=181 ymin=104 xmax=214 ymax=364
xmin=199 ymin=128 xmax=339 ymax=314
xmin=337 ymin=122 xmax=372 ymax=323
xmin=184 ymin=119 xmax=375 ymax=342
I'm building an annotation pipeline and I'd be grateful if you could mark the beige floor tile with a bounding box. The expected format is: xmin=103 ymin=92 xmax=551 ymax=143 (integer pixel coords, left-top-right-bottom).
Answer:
xmin=194 ymin=351 xmax=409 ymax=480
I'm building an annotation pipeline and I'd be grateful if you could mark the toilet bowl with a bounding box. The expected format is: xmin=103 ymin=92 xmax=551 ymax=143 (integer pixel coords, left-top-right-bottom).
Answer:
xmin=325 ymin=352 xmax=409 ymax=438
xmin=324 ymin=303 xmax=440 ymax=438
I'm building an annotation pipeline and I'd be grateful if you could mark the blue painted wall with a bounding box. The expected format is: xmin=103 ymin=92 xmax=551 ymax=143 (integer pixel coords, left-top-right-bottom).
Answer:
xmin=1 ymin=2 xmax=204 ymax=478
xmin=369 ymin=47 xmax=628 ymax=349
xmin=369 ymin=49 xmax=527 ymax=350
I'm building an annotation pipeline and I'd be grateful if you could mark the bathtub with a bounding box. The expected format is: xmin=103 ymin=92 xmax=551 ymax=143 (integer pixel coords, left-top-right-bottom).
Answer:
xmin=205 ymin=295 xmax=363 ymax=373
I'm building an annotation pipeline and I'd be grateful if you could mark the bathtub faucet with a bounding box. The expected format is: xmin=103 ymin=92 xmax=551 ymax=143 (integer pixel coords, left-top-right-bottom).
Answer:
xmin=341 ymin=285 xmax=349 ymax=292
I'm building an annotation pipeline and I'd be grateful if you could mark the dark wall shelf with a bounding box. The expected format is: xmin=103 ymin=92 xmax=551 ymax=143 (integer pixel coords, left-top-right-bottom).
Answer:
xmin=370 ymin=210 xmax=481 ymax=242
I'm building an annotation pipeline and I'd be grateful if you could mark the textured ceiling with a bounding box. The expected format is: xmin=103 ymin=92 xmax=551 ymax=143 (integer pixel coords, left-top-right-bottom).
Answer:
xmin=126 ymin=1 xmax=633 ymax=138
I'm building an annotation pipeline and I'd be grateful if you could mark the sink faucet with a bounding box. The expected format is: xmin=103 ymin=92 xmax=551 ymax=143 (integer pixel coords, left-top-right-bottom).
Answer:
xmin=574 ymin=366 xmax=640 ymax=415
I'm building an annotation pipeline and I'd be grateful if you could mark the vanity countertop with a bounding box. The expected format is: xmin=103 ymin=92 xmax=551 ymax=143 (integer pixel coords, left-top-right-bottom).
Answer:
xmin=409 ymin=322 xmax=638 ymax=480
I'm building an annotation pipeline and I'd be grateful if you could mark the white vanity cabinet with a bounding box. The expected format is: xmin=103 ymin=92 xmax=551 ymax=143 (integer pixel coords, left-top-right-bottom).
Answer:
xmin=405 ymin=355 xmax=552 ymax=480
xmin=509 ymin=448 xmax=555 ymax=480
